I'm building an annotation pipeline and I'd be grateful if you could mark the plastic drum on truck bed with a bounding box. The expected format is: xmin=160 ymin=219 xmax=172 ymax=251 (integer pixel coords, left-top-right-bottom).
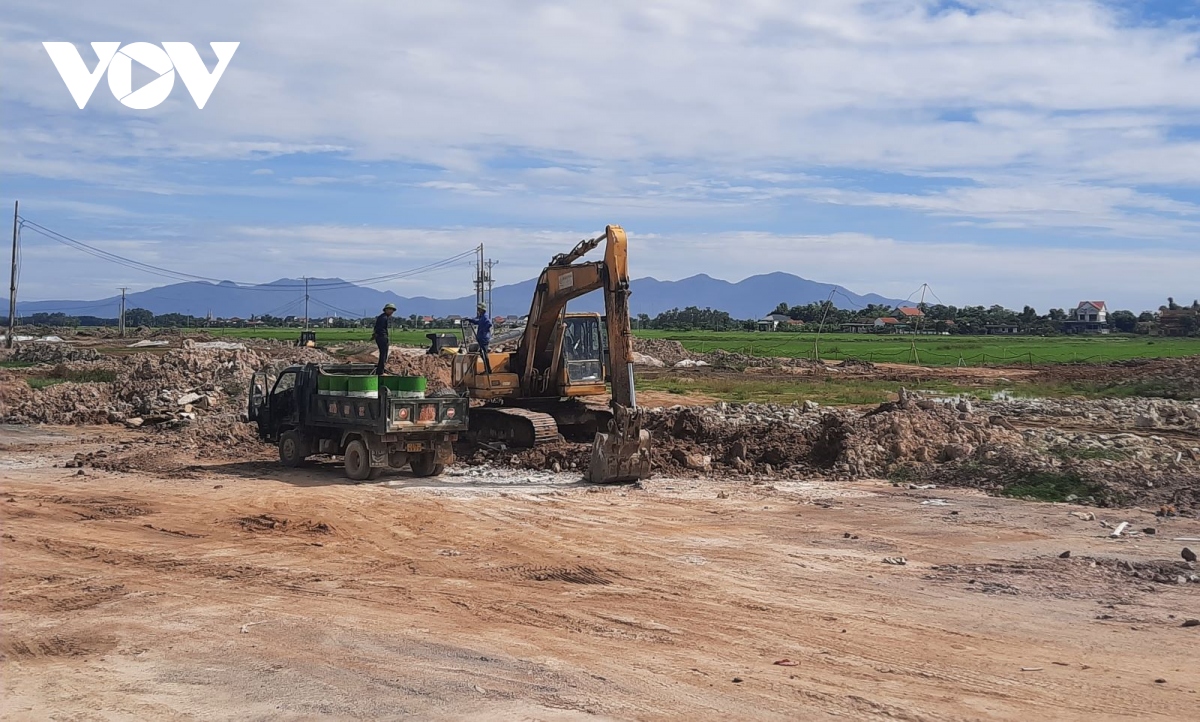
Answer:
xmin=382 ymin=375 xmax=426 ymax=398
xmin=345 ymin=375 xmax=379 ymax=398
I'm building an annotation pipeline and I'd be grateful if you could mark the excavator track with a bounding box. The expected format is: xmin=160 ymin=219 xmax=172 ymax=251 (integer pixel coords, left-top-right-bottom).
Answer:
xmin=469 ymin=407 xmax=560 ymax=448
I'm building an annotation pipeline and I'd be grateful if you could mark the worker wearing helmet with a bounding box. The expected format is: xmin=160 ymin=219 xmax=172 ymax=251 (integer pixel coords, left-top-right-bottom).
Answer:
xmin=464 ymin=303 xmax=493 ymax=374
xmin=372 ymin=303 xmax=396 ymax=375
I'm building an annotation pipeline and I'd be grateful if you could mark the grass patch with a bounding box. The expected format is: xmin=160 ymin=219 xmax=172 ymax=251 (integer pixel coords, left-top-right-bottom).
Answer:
xmin=25 ymin=367 xmax=116 ymax=389
xmin=640 ymin=375 xmax=988 ymax=406
xmin=886 ymin=464 xmax=920 ymax=483
xmin=999 ymin=471 xmax=1105 ymax=503
xmin=0 ymin=360 xmax=35 ymax=369
xmin=1051 ymin=447 xmax=1130 ymax=462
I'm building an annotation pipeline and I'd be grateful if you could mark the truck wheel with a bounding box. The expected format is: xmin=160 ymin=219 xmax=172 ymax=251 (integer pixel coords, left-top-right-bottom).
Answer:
xmin=278 ymin=431 xmax=307 ymax=467
xmin=410 ymin=453 xmax=445 ymax=478
xmin=343 ymin=439 xmax=372 ymax=481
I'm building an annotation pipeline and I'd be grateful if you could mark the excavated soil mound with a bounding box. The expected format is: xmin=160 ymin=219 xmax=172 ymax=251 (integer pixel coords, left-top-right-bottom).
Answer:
xmin=644 ymin=406 xmax=817 ymax=475
xmin=384 ymin=354 xmax=452 ymax=391
xmin=808 ymin=398 xmax=1025 ymax=477
xmin=633 ymin=338 xmax=694 ymax=366
xmin=1032 ymin=355 xmax=1200 ymax=400
xmin=5 ymin=343 xmax=102 ymax=364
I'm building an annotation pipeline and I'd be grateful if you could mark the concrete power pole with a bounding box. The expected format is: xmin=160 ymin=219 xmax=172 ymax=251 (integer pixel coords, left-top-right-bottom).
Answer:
xmin=473 ymin=244 xmax=486 ymax=310
xmin=118 ymin=287 xmax=128 ymax=338
xmin=303 ymin=277 xmax=309 ymax=330
xmin=6 ymin=201 xmax=17 ymax=349
xmin=484 ymin=259 xmax=498 ymax=312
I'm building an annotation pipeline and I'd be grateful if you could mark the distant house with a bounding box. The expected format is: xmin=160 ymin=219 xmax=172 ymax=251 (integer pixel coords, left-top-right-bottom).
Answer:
xmin=896 ymin=307 xmax=924 ymax=320
xmin=756 ymin=313 xmax=792 ymax=331
xmin=420 ymin=316 xmax=435 ymax=326
xmin=840 ymin=321 xmax=874 ymax=333
xmin=492 ymin=316 xmax=507 ymax=326
xmin=785 ymin=319 xmax=805 ymax=328
xmin=1064 ymin=301 xmax=1109 ymax=334
xmin=445 ymin=315 xmax=463 ymax=324
xmin=985 ymin=324 xmax=1021 ymax=335
xmin=874 ymin=317 xmax=904 ymax=332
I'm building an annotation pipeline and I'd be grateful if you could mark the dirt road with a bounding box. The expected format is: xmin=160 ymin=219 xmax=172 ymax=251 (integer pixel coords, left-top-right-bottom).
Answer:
xmin=2 ymin=426 xmax=1197 ymax=720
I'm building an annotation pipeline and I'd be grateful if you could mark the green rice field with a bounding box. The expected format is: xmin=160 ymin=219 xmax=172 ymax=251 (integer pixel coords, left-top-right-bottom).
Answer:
xmin=191 ymin=327 xmax=1200 ymax=366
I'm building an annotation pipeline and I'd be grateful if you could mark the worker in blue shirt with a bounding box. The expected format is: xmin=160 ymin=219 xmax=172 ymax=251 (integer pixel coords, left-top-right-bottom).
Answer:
xmin=464 ymin=303 xmax=493 ymax=374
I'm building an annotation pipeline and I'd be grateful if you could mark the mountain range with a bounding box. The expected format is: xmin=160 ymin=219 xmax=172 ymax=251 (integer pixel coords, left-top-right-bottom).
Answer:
xmin=6 ymin=272 xmax=905 ymax=321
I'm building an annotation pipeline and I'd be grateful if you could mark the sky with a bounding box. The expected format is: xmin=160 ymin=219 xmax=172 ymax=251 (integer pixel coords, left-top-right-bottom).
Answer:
xmin=2 ymin=0 xmax=1200 ymax=313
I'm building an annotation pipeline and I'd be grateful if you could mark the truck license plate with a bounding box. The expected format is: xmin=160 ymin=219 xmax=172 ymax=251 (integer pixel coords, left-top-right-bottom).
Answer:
xmin=406 ymin=442 xmax=424 ymax=452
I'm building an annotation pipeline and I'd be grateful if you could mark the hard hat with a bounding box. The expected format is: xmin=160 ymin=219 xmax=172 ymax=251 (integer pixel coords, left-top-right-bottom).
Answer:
xmin=477 ymin=303 xmax=487 ymax=311
xmin=383 ymin=303 xmax=396 ymax=311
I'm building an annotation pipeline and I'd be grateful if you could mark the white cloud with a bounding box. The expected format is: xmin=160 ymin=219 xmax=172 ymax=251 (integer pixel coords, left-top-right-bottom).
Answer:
xmin=3 ymin=0 xmax=1200 ymax=305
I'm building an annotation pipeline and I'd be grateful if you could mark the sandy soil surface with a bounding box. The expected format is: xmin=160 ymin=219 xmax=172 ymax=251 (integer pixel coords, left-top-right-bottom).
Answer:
xmin=2 ymin=426 xmax=1197 ymax=720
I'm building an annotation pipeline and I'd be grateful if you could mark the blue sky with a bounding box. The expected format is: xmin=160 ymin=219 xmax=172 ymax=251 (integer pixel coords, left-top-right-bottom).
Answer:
xmin=2 ymin=0 xmax=1200 ymax=312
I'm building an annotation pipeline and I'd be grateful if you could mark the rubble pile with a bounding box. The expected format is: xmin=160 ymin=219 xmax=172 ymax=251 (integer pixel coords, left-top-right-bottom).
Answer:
xmin=805 ymin=391 xmax=1025 ymax=477
xmin=633 ymin=338 xmax=694 ymax=366
xmin=4 ymin=381 xmax=115 ymax=425
xmin=461 ymin=439 xmax=592 ymax=473
xmin=2 ymin=340 xmax=338 ymax=430
xmin=643 ymin=402 xmax=826 ymax=474
xmin=384 ymin=353 xmax=452 ymax=391
xmin=981 ymin=397 xmax=1200 ymax=432
xmin=3 ymin=343 xmax=102 ymax=364
xmin=837 ymin=358 xmax=876 ymax=370
xmin=703 ymin=349 xmax=824 ymax=370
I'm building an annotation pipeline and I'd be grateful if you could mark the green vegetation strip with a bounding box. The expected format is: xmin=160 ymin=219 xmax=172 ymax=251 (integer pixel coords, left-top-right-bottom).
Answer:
xmin=999 ymin=471 xmax=1108 ymax=504
xmin=25 ymin=368 xmax=116 ymax=389
xmin=635 ymin=330 xmax=1200 ymax=366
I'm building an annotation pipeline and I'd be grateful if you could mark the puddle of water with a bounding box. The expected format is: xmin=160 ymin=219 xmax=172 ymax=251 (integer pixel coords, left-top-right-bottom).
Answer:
xmin=916 ymin=389 xmax=1034 ymax=403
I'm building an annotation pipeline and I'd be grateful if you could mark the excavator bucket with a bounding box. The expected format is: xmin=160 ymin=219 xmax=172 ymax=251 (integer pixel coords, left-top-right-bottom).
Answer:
xmin=587 ymin=405 xmax=652 ymax=483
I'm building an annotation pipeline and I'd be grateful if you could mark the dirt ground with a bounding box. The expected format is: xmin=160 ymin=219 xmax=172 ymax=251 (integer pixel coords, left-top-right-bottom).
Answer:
xmin=2 ymin=426 xmax=1197 ymax=720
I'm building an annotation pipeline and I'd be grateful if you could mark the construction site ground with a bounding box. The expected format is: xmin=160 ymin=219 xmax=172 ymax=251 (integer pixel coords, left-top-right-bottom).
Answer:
xmin=3 ymin=425 xmax=1198 ymax=720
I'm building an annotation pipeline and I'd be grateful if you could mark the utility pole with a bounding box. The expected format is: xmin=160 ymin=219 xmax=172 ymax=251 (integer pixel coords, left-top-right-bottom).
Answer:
xmin=303 ymin=277 xmax=310 ymax=330
xmin=473 ymin=244 xmax=486 ymax=310
xmin=6 ymin=201 xmax=17 ymax=348
xmin=118 ymin=287 xmax=128 ymax=338
xmin=483 ymin=258 xmax=498 ymax=312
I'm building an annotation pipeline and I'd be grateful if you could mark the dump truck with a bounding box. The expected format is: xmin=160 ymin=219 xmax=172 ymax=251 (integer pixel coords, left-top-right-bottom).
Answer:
xmin=248 ymin=363 xmax=467 ymax=480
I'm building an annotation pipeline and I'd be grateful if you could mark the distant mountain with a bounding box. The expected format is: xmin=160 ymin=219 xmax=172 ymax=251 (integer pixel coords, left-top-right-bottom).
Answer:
xmin=5 ymin=272 xmax=905 ymax=320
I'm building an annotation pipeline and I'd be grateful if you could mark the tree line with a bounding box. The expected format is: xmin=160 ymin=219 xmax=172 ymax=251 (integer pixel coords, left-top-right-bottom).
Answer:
xmin=17 ymin=297 xmax=1200 ymax=336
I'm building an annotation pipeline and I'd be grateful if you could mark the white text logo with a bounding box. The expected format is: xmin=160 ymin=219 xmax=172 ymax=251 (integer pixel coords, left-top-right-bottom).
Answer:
xmin=43 ymin=42 xmax=240 ymax=109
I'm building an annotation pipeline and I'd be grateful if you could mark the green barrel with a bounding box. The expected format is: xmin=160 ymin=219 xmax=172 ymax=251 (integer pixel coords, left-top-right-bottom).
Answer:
xmin=383 ymin=375 xmax=426 ymax=398
xmin=346 ymin=375 xmax=379 ymax=398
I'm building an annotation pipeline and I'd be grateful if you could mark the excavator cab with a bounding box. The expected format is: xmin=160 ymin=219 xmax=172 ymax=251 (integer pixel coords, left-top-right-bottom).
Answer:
xmin=563 ymin=314 xmax=604 ymax=384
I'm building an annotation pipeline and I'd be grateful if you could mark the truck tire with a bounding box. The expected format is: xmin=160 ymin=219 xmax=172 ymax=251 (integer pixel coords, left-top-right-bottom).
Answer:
xmin=278 ymin=431 xmax=307 ymax=467
xmin=343 ymin=439 xmax=372 ymax=481
xmin=410 ymin=453 xmax=445 ymax=478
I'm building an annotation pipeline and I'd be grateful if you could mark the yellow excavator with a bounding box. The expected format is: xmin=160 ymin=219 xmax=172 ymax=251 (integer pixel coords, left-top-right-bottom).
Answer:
xmin=452 ymin=225 xmax=652 ymax=483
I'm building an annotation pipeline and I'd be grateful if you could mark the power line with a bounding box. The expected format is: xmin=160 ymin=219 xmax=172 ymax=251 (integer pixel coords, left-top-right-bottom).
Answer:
xmin=15 ymin=216 xmax=479 ymax=291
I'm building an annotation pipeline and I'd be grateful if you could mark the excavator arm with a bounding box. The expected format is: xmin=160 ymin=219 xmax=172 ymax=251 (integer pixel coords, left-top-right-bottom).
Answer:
xmin=515 ymin=225 xmax=650 ymax=482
